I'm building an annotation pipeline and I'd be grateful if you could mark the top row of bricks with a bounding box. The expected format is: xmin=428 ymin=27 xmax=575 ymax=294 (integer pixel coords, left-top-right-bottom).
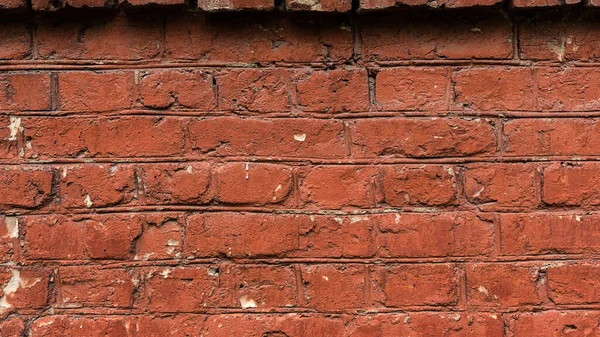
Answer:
xmin=3 ymin=0 xmax=599 ymax=12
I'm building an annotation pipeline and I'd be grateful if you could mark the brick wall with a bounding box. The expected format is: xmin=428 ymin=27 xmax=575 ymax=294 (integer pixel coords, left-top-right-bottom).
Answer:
xmin=1 ymin=3 xmax=600 ymax=336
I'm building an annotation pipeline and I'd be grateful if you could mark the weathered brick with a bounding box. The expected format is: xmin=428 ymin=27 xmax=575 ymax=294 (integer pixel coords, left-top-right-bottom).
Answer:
xmin=0 ymin=23 xmax=31 ymax=59
xmin=299 ymin=166 xmax=379 ymax=209
xmin=382 ymin=165 xmax=457 ymax=207
xmin=166 ymin=15 xmax=352 ymax=63
xmin=375 ymin=68 xmax=448 ymax=111
xmin=301 ymin=264 xmax=366 ymax=310
xmin=547 ymin=263 xmax=600 ymax=304
xmin=29 ymin=316 xmax=137 ymax=337
xmin=215 ymin=163 xmax=293 ymax=205
xmin=23 ymin=116 xmax=186 ymax=158
xmin=371 ymin=264 xmax=458 ymax=306
xmin=0 ymin=73 xmax=51 ymax=111
xmin=60 ymin=164 xmax=136 ymax=208
xmin=463 ymin=164 xmax=538 ymax=209
xmin=537 ymin=68 xmax=600 ymax=111
xmin=500 ymin=213 xmax=600 ymax=255
xmin=287 ymin=0 xmax=351 ymax=11
xmin=139 ymin=70 xmax=215 ymax=109
xmin=0 ymin=216 xmax=18 ymax=262
xmin=351 ymin=118 xmax=496 ymax=157
xmin=133 ymin=213 xmax=183 ymax=261
xmin=32 ymin=0 xmax=116 ymax=10
xmin=0 ymin=267 xmax=50 ymax=311
xmin=0 ymin=169 xmax=53 ymax=209
xmin=198 ymin=0 xmax=273 ymax=10
xmin=58 ymin=72 xmax=133 ymax=111
xmin=513 ymin=0 xmax=579 ymax=7
xmin=188 ymin=117 xmax=347 ymax=158
xmin=139 ymin=163 xmax=212 ymax=205
xmin=453 ymin=68 xmax=535 ymax=110
xmin=0 ymin=317 xmax=25 ymax=336
xmin=295 ymin=68 xmax=369 ymax=112
xmin=36 ymin=15 xmax=161 ymax=59
xmin=216 ymin=69 xmax=292 ymax=112
xmin=58 ymin=266 xmax=137 ymax=308
xmin=467 ymin=263 xmax=542 ymax=307
xmin=377 ymin=212 xmax=495 ymax=258
xmin=511 ymin=311 xmax=600 ymax=337
xmin=542 ymin=163 xmax=600 ymax=206
xmin=504 ymin=118 xmax=600 ymax=156
xmin=362 ymin=15 xmax=512 ymax=60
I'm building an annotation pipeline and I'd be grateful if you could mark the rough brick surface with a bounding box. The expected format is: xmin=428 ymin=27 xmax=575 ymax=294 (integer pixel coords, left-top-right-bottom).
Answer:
xmin=2 ymin=7 xmax=600 ymax=337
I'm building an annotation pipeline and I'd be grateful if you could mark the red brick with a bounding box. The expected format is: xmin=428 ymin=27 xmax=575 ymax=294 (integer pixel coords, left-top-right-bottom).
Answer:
xmin=299 ymin=166 xmax=378 ymax=209
xmin=166 ymin=15 xmax=352 ymax=63
xmin=185 ymin=213 xmax=375 ymax=259
xmin=135 ymin=315 xmax=204 ymax=336
xmin=463 ymin=164 xmax=538 ymax=209
xmin=32 ymin=0 xmax=116 ymax=9
xmin=453 ymin=68 xmax=535 ymax=110
xmin=0 ymin=73 xmax=51 ymax=111
xmin=23 ymin=116 xmax=185 ymax=158
xmin=504 ymin=118 xmax=600 ymax=156
xmin=0 ymin=169 xmax=53 ymax=209
xmin=511 ymin=311 xmax=600 ymax=337
xmin=184 ymin=213 xmax=302 ymax=258
xmin=23 ymin=214 xmax=142 ymax=260
xmin=0 ymin=117 xmax=18 ymax=158
xmin=0 ymin=216 xmax=18 ymax=262
xmin=60 ymin=164 xmax=136 ymax=208
xmin=467 ymin=263 xmax=542 ymax=307
xmin=139 ymin=70 xmax=215 ymax=109
xmin=227 ymin=264 xmax=297 ymax=309
xmin=58 ymin=72 xmax=133 ymax=112
xmin=29 ymin=316 xmax=137 ymax=337
xmin=133 ymin=213 xmax=183 ymax=260
xmin=542 ymin=163 xmax=600 ymax=206
xmin=0 ymin=0 xmax=26 ymax=9
xmin=0 ymin=267 xmax=50 ymax=310
xmin=377 ymin=212 xmax=495 ymax=258
xmin=201 ymin=314 xmax=345 ymax=337
xmin=216 ymin=69 xmax=292 ymax=112
xmin=375 ymin=68 xmax=448 ymax=111
xmin=362 ymin=15 xmax=512 ymax=60
xmin=198 ymin=0 xmax=273 ymax=10
xmin=346 ymin=313 xmax=503 ymax=337
xmin=520 ymin=20 xmax=600 ymax=61
xmin=139 ymin=163 xmax=212 ymax=205
xmin=547 ymin=263 xmax=600 ymax=304
xmin=301 ymin=264 xmax=366 ymax=310
xmin=382 ymin=165 xmax=457 ymax=207
xmin=215 ymin=163 xmax=293 ymax=205
xmin=287 ymin=0 xmax=351 ymax=11
xmin=371 ymin=264 xmax=458 ymax=306
xmin=537 ymin=68 xmax=600 ymax=111
xmin=513 ymin=0 xmax=579 ymax=6
xmin=188 ymin=117 xmax=347 ymax=158
xmin=296 ymin=68 xmax=368 ymax=112
xmin=58 ymin=266 xmax=136 ymax=308
xmin=0 ymin=317 xmax=25 ymax=336
xmin=500 ymin=213 xmax=600 ymax=255
xmin=122 ymin=0 xmax=184 ymax=6
xmin=36 ymin=15 xmax=161 ymax=59
xmin=361 ymin=0 xmax=501 ymax=7
xmin=0 ymin=23 xmax=31 ymax=59
xmin=351 ymin=118 xmax=496 ymax=157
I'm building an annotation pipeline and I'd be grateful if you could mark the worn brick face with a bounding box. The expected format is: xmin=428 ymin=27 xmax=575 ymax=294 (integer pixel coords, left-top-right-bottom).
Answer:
xmin=4 ymin=6 xmax=600 ymax=336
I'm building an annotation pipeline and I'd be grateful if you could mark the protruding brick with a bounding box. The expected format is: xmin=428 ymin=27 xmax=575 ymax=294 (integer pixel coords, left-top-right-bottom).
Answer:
xmin=500 ymin=213 xmax=600 ymax=255
xmin=188 ymin=117 xmax=347 ymax=158
xmin=139 ymin=70 xmax=215 ymax=109
xmin=287 ymin=0 xmax=351 ymax=11
xmin=301 ymin=264 xmax=366 ymax=310
xmin=299 ymin=166 xmax=379 ymax=209
xmin=215 ymin=163 xmax=292 ymax=205
xmin=467 ymin=263 xmax=542 ymax=307
xmin=351 ymin=118 xmax=496 ymax=157
xmin=296 ymin=69 xmax=369 ymax=112
xmin=463 ymin=164 xmax=538 ymax=209
xmin=0 ymin=169 xmax=53 ymax=209
xmin=542 ymin=163 xmax=600 ymax=206
xmin=371 ymin=264 xmax=458 ymax=306
xmin=375 ymin=68 xmax=448 ymax=111
xmin=382 ymin=165 xmax=457 ymax=207
xmin=198 ymin=0 xmax=273 ymax=11
xmin=60 ymin=164 xmax=136 ymax=208
xmin=453 ymin=68 xmax=535 ymax=110
xmin=23 ymin=116 xmax=186 ymax=158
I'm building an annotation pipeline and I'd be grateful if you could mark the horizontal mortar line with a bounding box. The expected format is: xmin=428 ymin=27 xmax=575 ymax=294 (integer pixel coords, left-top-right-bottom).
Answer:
xmin=9 ymin=256 xmax=600 ymax=267
xmin=5 ymin=204 xmax=600 ymax=215
xmin=10 ymin=109 xmax=600 ymax=118
xmin=4 ymin=155 xmax=600 ymax=165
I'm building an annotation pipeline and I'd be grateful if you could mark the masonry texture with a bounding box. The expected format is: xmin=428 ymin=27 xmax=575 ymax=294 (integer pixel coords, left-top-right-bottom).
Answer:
xmin=1 ymin=0 xmax=600 ymax=335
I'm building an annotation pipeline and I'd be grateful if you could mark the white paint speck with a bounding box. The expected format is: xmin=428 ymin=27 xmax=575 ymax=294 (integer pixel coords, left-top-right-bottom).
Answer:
xmin=5 ymin=217 xmax=18 ymax=238
xmin=294 ymin=134 xmax=306 ymax=142
xmin=239 ymin=295 xmax=257 ymax=309
xmin=83 ymin=195 xmax=93 ymax=208
xmin=7 ymin=117 xmax=22 ymax=141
